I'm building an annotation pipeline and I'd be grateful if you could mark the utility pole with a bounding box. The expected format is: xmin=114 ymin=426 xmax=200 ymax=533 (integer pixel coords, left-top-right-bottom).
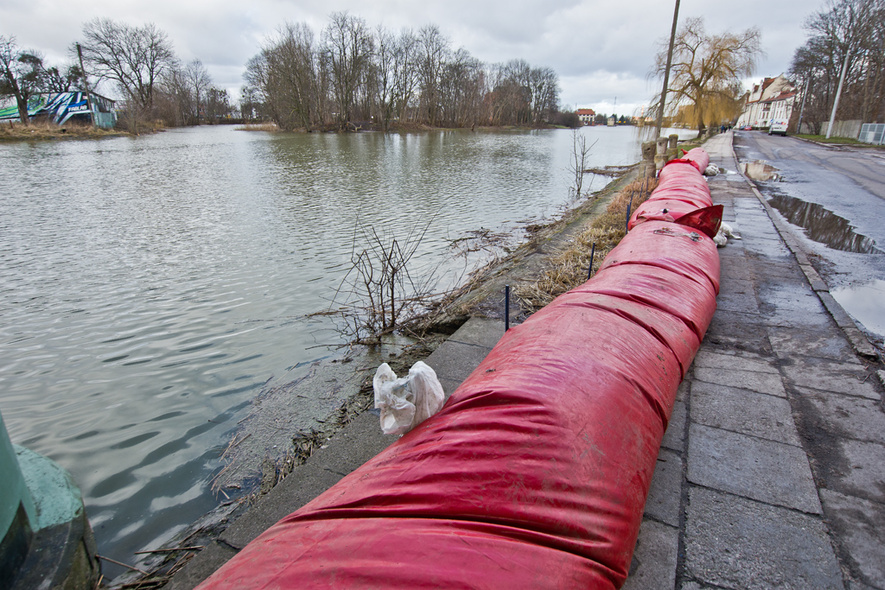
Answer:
xmin=655 ymin=0 xmax=681 ymax=139
xmin=826 ymin=47 xmax=850 ymax=139
xmin=796 ymin=75 xmax=811 ymax=135
xmin=76 ymin=43 xmax=96 ymax=128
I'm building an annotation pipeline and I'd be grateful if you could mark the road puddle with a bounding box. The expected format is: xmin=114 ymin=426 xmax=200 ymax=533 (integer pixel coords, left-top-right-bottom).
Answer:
xmin=742 ymin=160 xmax=781 ymax=181
xmin=832 ymin=280 xmax=885 ymax=340
xmin=768 ymin=194 xmax=880 ymax=254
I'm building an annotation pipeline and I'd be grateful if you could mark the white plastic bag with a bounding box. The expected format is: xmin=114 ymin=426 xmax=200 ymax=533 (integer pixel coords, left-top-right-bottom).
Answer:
xmin=373 ymin=361 xmax=444 ymax=435
xmin=713 ymin=221 xmax=742 ymax=247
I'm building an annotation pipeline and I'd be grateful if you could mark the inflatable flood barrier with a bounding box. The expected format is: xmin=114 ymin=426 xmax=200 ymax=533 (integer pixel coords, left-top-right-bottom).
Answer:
xmin=197 ymin=148 xmax=720 ymax=589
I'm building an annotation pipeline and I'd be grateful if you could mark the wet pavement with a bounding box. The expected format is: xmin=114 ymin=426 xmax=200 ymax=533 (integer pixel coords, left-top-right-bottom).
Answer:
xmin=166 ymin=132 xmax=885 ymax=589
xmin=732 ymin=131 xmax=885 ymax=349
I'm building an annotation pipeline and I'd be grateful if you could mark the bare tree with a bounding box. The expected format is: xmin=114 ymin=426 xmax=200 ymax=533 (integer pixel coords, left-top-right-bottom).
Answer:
xmin=392 ymin=29 xmax=419 ymax=122
xmin=371 ymin=25 xmax=406 ymax=131
xmin=158 ymin=59 xmax=214 ymax=126
xmin=790 ymin=0 xmax=885 ymax=129
xmin=205 ymin=86 xmax=231 ymax=122
xmin=529 ymin=66 xmax=559 ymax=125
xmin=42 ymin=63 xmax=83 ymax=93
xmin=183 ymin=59 xmax=211 ymax=123
xmin=245 ymin=22 xmax=322 ymax=130
xmin=239 ymin=85 xmax=260 ymax=121
xmin=323 ymin=12 xmax=373 ymax=129
xmin=417 ymin=25 xmax=450 ymax=127
xmin=438 ymin=48 xmax=485 ymax=127
xmin=0 ymin=36 xmax=44 ymax=124
xmin=78 ymin=18 xmax=177 ymax=130
xmin=159 ymin=65 xmax=190 ymax=125
xmin=570 ymin=129 xmax=595 ymax=197
xmin=654 ymin=17 xmax=761 ymax=135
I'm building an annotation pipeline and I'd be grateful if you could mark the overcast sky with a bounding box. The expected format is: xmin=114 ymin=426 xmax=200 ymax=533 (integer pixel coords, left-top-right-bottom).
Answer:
xmin=2 ymin=0 xmax=816 ymax=116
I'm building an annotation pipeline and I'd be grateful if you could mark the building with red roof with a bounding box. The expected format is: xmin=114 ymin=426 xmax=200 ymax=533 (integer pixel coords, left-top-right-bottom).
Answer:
xmin=576 ymin=108 xmax=596 ymax=125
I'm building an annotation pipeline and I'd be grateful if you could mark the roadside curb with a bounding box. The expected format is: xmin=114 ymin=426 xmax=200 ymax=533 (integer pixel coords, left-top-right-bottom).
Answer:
xmin=727 ymin=137 xmax=881 ymax=361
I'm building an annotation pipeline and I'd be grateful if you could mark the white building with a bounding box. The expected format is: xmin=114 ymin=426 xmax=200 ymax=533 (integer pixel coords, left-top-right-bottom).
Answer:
xmin=736 ymin=75 xmax=799 ymax=130
xmin=576 ymin=108 xmax=596 ymax=125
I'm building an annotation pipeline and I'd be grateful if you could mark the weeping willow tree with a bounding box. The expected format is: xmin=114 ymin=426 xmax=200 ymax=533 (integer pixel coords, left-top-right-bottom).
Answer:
xmin=653 ymin=17 xmax=762 ymax=136
xmin=671 ymin=87 xmax=745 ymax=130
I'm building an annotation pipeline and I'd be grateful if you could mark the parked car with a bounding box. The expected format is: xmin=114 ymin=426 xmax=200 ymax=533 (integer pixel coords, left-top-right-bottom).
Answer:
xmin=768 ymin=120 xmax=788 ymax=135
xmin=741 ymin=125 xmax=752 ymax=131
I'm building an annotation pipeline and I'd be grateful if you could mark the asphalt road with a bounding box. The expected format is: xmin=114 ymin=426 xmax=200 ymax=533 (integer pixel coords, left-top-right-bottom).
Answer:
xmin=732 ymin=130 xmax=885 ymax=345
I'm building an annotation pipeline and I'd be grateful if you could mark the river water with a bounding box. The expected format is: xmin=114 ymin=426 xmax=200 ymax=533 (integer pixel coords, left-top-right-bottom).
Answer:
xmin=0 ymin=124 xmax=691 ymax=569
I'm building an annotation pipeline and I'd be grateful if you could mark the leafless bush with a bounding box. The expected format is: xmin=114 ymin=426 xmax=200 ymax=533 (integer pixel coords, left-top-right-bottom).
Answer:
xmin=571 ymin=129 xmax=597 ymax=198
xmin=334 ymin=218 xmax=438 ymax=342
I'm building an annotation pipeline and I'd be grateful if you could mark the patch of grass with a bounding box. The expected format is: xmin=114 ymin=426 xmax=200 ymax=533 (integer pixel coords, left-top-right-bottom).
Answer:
xmin=515 ymin=176 xmax=658 ymax=310
xmin=793 ymin=134 xmax=873 ymax=146
xmin=676 ymin=141 xmax=703 ymax=153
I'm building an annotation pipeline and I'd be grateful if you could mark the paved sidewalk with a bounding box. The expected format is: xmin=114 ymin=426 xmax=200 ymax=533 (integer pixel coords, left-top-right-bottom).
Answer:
xmin=624 ymin=131 xmax=885 ymax=590
xmin=167 ymin=132 xmax=885 ymax=589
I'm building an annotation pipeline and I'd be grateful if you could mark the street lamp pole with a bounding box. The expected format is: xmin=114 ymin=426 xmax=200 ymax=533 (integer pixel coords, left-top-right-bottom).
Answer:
xmin=796 ymin=75 xmax=811 ymax=134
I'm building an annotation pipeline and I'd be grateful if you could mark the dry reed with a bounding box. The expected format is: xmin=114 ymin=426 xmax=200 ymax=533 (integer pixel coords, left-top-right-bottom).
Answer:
xmin=235 ymin=123 xmax=279 ymax=132
xmin=515 ymin=176 xmax=658 ymax=310
xmin=0 ymin=120 xmax=120 ymax=140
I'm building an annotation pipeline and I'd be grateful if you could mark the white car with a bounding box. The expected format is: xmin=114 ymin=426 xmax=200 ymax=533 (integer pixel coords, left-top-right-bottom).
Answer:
xmin=768 ymin=120 xmax=788 ymax=135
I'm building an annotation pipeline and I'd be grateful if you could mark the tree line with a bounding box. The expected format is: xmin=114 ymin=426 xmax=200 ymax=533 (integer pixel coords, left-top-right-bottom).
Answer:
xmin=242 ymin=13 xmax=562 ymax=131
xmin=790 ymin=0 xmax=885 ymax=133
xmin=2 ymin=13 xmax=566 ymax=133
xmin=1 ymin=19 xmax=232 ymax=131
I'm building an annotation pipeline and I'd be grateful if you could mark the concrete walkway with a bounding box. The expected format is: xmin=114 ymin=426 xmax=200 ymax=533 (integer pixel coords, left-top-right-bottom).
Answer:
xmin=624 ymin=131 xmax=885 ymax=590
xmin=167 ymin=132 xmax=885 ymax=589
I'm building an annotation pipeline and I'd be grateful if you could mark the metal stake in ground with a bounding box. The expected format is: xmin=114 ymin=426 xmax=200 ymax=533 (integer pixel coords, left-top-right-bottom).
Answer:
xmin=588 ymin=242 xmax=596 ymax=279
xmin=626 ymin=194 xmax=634 ymax=232
xmin=504 ymin=285 xmax=510 ymax=331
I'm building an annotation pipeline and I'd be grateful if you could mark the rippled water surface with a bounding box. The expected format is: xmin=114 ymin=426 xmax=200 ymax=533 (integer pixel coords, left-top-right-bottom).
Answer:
xmin=0 ymin=125 xmax=687 ymax=568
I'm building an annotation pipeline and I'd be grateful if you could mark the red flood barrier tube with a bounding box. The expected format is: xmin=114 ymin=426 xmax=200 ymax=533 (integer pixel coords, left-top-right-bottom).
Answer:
xmin=629 ymin=147 xmax=716 ymax=231
xmin=197 ymin=150 xmax=720 ymax=590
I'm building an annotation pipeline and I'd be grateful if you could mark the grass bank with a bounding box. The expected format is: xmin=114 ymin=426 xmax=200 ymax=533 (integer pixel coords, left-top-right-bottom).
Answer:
xmin=514 ymin=176 xmax=658 ymax=310
xmin=794 ymin=133 xmax=885 ymax=148
xmin=0 ymin=120 xmax=123 ymax=140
